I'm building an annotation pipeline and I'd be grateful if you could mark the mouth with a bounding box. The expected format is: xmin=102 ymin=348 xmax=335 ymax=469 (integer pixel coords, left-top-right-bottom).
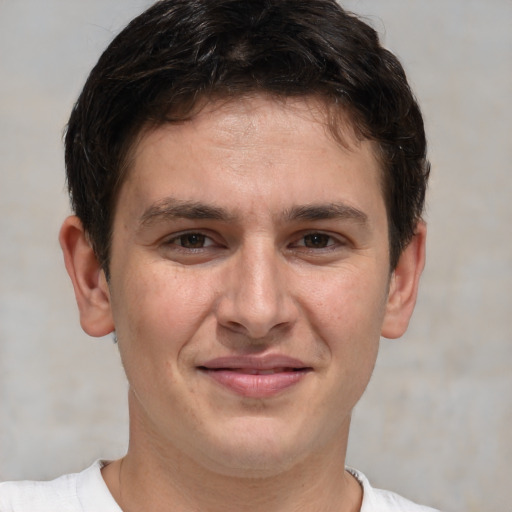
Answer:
xmin=197 ymin=356 xmax=312 ymax=398
xmin=202 ymin=367 xmax=307 ymax=374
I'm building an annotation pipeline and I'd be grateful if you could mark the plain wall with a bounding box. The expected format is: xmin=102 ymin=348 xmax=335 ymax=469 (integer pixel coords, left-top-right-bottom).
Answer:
xmin=0 ymin=1 xmax=510 ymax=511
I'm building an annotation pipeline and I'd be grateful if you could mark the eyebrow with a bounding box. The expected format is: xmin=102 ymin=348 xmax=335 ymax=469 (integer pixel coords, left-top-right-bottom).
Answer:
xmin=283 ymin=203 xmax=368 ymax=224
xmin=138 ymin=198 xmax=368 ymax=229
xmin=139 ymin=198 xmax=236 ymax=228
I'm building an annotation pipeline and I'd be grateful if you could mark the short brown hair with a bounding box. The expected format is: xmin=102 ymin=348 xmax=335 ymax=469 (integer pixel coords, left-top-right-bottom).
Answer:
xmin=65 ymin=0 xmax=429 ymax=273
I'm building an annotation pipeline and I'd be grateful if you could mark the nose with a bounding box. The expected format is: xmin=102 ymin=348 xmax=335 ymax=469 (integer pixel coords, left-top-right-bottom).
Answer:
xmin=216 ymin=239 xmax=298 ymax=340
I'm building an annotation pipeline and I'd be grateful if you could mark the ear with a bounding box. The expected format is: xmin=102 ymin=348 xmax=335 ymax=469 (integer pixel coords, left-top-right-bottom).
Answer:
xmin=381 ymin=221 xmax=427 ymax=339
xmin=59 ymin=216 xmax=115 ymax=337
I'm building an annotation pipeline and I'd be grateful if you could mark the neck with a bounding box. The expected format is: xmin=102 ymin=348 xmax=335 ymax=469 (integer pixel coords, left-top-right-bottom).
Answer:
xmin=102 ymin=395 xmax=362 ymax=512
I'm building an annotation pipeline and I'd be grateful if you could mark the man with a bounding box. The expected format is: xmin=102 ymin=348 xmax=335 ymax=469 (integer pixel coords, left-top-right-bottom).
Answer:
xmin=0 ymin=0 xmax=438 ymax=510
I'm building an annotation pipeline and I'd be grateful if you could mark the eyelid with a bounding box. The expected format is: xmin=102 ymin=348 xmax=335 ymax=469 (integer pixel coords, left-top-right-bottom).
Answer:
xmin=289 ymin=230 xmax=348 ymax=249
xmin=159 ymin=228 xmax=350 ymax=254
xmin=163 ymin=230 xmax=222 ymax=249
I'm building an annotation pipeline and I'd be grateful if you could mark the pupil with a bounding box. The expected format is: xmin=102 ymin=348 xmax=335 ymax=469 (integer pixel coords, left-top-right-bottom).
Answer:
xmin=305 ymin=234 xmax=329 ymax=248
xmin=181 ymin=234 xmax=205 ymax=248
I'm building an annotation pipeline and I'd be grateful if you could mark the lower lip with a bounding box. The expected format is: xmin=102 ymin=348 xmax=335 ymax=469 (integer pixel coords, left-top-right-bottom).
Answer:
xmin=200 ymin=369 xmax=310 ymax=398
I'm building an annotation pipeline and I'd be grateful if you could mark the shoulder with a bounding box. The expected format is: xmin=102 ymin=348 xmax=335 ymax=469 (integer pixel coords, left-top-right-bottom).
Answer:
xmin=0 ymin=471 xmax=81 ymax=512
xmin=0 ymin=460 xmax=121 ymax=512
xmin=347 ymin=468 xmax=441 ymax=512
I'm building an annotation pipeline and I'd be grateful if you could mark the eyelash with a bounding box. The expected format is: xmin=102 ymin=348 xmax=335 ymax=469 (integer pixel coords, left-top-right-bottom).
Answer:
xmin=165 ymin=232 xmax=219 ymax=250
xmin=164 ymin=231 xmax=345 ymax=252
xmin=292 ymin=232 xmax=340 ymax=250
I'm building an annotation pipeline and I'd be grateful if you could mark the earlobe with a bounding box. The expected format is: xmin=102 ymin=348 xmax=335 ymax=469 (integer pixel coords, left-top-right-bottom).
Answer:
xmin=381 ymin=221 xmax=427 ymax=339
xmin=59 ymin=216 xmax=115 ymax=337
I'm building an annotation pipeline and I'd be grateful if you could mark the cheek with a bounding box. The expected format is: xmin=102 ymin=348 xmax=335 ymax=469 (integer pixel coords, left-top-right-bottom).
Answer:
xmin=112 ymin=263 xmax=217 ymax=359
xmin=298 ymin=264 xmax=388 ymax=386
xmin=301 ymin=264 xmax=389 ymax=334
xmin=112 ymin=264 xmax=220 ymax=410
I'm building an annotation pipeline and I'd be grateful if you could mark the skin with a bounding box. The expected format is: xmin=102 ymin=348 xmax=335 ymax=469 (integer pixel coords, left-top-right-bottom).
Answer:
xmin=60 ymin=95 xmax=426 ymax=512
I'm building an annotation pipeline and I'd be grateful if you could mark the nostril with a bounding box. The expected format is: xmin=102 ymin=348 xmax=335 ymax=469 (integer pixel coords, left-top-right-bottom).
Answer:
xmin=214 ymin=262 xmax=298 ymax=339
xmin=224 ymin=320 xmax=247 ymax=334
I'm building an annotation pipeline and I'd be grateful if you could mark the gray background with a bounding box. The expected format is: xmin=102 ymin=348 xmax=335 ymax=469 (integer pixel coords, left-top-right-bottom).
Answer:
xmin=0 ymin=1 xmax=510 ymax=511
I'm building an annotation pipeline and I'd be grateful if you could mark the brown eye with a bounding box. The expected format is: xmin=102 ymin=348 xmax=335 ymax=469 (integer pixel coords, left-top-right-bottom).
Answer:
xmin=303 ymin=233 xmax=332 ymax=248
xmin=177 ymin=233 xmax=207 ymax=248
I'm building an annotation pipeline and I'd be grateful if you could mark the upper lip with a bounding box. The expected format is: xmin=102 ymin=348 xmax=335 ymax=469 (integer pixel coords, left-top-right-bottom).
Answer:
xmin=198 ymin=355 xmax=311 ymax=371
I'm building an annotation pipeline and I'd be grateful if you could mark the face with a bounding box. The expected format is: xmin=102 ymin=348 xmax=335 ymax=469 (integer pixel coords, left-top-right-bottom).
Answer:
xmin=105 ymin=96 xmax=394 ymax=476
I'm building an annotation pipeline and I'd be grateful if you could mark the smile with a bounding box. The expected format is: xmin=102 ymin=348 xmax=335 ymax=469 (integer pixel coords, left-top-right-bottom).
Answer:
xmin=198 ymin=356 xmax=312 ymax=398
xmin=218 ymin=367 xmax=303 ymax=375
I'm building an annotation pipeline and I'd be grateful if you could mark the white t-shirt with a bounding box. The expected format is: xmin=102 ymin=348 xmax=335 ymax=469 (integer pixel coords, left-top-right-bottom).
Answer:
xmin=0 ymin=461 xmax=440 ymax=512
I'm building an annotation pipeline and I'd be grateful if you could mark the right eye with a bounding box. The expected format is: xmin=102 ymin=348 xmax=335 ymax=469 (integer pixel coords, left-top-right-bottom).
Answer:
xmin=168 ymin=233 xmax=212 ymax=249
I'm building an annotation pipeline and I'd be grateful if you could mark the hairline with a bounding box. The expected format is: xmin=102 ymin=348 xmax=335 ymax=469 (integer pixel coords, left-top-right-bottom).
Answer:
xmin=100 ymin=91 xmax=396 ymax=278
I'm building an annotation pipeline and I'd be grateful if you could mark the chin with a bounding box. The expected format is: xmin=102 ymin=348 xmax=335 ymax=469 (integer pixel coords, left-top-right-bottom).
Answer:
xmin=193 ymin=418 xmax=316 ymax=478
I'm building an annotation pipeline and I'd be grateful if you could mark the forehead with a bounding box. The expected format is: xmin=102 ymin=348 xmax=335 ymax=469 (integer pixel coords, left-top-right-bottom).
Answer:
xmin=118 ymin=95 xmax=385 ymax=223
xmin=128 ymin=94 xmax=378 ymax=164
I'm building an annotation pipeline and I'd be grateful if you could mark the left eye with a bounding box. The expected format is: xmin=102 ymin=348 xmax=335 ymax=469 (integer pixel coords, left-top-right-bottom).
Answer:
xmin=292 ymin=233 xmax=339 ymax=249
xmin=169 ymin=233 xmax=212 ymax=249
xmin=301 ymin=233 xmax=333 ymax=248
